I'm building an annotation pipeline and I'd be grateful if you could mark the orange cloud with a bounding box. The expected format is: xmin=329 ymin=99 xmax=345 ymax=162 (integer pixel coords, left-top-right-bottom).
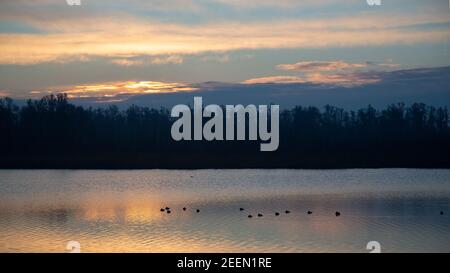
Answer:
xmin=38 ymin=81 xmax=198 ymax=98
xmin=244 ymin=76 xmax=307 ymax=84
xmin=110 ymin=59 xmax=145 ymax=67
xmin=277 ymin=61 xmax=368 ymax=72
xmin=244 ymin=72 xmax=380 ymax=86
xmin=248 ymin=59 xmax=399 ymax=86
xmin=0 ymin=12 xmax=449 ymax=65
xmin=110 ymin=55 xmax=183 ymax=66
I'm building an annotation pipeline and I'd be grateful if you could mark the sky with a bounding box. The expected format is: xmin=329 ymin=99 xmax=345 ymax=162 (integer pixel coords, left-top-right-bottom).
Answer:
xmin=0 ymin=0 xmax=449 ymax=105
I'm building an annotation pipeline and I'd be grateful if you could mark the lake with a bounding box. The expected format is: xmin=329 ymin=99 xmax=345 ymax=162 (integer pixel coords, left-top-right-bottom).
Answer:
xmin=0 ymin=169 xmax=449 ymax=253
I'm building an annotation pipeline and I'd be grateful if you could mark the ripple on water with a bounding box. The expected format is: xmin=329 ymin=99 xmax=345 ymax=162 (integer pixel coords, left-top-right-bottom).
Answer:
xmin=1 ymin=169 xmax=450 ymax=252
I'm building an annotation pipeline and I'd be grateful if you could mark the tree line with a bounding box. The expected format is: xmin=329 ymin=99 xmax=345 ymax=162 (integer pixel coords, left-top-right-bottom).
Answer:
xmin=0 ymin=94 xmax=449 ymax=168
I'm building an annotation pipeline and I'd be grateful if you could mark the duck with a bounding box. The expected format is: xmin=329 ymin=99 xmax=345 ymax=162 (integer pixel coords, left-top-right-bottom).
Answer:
xmin=285 ymin=210 xmax=291 ymax=214
xmin=166 ymin=210 xmax=171 ymax=214
xmin=441 ymin=211 xmax=444 ymax=215
xmin=257 ymin=213 xmax=263 ymax=217
xmin=275 ymin=212 xmax=280 ymax=216
xmin=165 ymin=207 xmax=170 ymax=210
xmin=248 ymin=214 xmax=253 ymax=218
xmin=240 ymin=208 xmax=244 ymax=211
xmin=183 ymin=207 xmax=187 ymax=211
xmin=196 ymin=209 xmax=200 ymax=213
xmin=160 ymin=208 xmax=165 ymax=212
xmin=335 ymin=211 xmax=341 ymax=217
xmin=307 ymin=211 xmax=312 ymax=215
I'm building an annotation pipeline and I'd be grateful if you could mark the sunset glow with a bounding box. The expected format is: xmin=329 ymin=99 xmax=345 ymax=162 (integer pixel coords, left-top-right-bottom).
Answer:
xmin=37 ymin=81 xmax=199 ymax=98
xmin=1 ymin=1 xmax=449 ymax=99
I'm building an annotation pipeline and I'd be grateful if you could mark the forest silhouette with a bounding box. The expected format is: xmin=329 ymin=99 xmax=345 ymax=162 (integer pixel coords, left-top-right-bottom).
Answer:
xmin=1 ymin=94 xmax=449 ymax=169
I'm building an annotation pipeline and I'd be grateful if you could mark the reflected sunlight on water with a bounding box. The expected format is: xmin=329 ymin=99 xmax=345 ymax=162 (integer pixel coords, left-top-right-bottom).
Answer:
xmin=1 ymin=169 xmax=450 ymax=252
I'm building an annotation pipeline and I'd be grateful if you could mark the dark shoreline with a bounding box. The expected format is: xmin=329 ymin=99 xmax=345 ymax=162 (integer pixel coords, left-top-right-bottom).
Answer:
xmin=2 ymin=167 xmax=450 ymax=170
xmin=2 ymin=155 xmax=449 ymax=170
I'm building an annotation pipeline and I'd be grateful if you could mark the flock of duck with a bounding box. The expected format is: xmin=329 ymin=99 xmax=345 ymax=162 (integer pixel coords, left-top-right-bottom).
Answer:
xmin=159 ymin=177 xmax=447 ymax=218
xmin=160 ymin=207 xmax=445 ymax=217
xmin=160 ymin=206 xmax=200 ymax=214
xmin=160 ymin=207 xmax=345 ymax=217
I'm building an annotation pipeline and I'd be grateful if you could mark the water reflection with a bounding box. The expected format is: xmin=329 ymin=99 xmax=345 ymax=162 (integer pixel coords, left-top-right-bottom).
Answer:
xmin=0 ymin=169 xmax=450 ymax=252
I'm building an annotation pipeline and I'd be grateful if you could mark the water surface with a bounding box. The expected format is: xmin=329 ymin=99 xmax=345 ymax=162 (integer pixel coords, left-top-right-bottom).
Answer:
xmin=0 ymin=169 xmax=449 ymax=252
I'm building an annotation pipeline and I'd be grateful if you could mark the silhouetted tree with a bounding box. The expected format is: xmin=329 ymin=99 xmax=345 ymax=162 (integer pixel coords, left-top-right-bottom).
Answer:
xmin=0 ymin=94 xmax=448 ymax=168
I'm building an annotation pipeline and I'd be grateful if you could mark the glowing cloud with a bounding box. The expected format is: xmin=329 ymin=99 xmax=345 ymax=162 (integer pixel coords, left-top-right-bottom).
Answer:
xmin=0 ymin=11 xmax=449 ymax=65
xmin=277 ymin=61 xmax=368 ymax=72
xmin=39 ymin=81 xmax=198 ymax=98
xmin=247 ymin=59 xmax=401 ymax=86
xmin=110 ymin=59 xmax=145 ymax=67
xmin=243 ymin=76 xmax=307 ymax=84
xmin=244 ymin=72 xmax=380 ymax=86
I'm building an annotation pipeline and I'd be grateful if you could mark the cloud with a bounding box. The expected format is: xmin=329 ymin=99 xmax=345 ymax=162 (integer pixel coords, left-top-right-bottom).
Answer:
xmin=277 ymin=60 xmax=402 ymax=72
xmin=110 ymin=59 xmax=145 ymax=67
xmin=277 ymin=61 xmax=368 ymax=72
xmin=0 ymin=9 xmax=449 ymax=65
xmin=150 ymin=55 xmax=184 ymax=65
xmin=372 ymin=60 xmax=401 ymax=69
xmin=110 ymin=55 xmax=184 ymax=66
xmin=0 ymin=90 xmax=9 ymax=97
xmin=244 ymin=72 xmax=380 ymax=86
xmin=65 ymin=67 xmax=450 ymax=111
xmin=243 ymin=76 xmax=306 ymax=84
xmin=305 ymin=72 xmax=380 ymax=86
xmin=256 ymin=59 xmax=401 ymax=86
xmin=35 ymin=81 xmax=198 ymax=98
xmin=201 ymin=54 xmax=230 ymax=63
